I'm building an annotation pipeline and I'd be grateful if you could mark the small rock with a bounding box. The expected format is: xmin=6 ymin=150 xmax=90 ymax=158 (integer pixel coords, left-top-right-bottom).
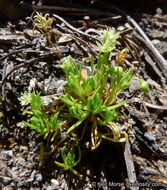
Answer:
xmin=19 ymin=170 xmax=31 ymax=177
xmin=70 ymin=47 xmax=74 ymax=52
xmin=129 ymin=80 xmax=140 ymax=93
xmin=117 ymin=26 xmax=125 ymax=31
xmin=60 ymin=178 xmax=68 ymax=190
xmin=0 ymin=176 xmax=12 ymax=185
xmin=56 ymin=79 xmax=67 ymax=93
xmin=51 ymin=179 xmax=59 ymax=186
xmin=12 ymin=178 xmax=19 ymax=183
xmin=86 ymin=169 xmax=91 ymax=176
xmin=4 ymin=185 xmax=15 ymax=190
xmin=28 ymin=78 xmax=37 ymax=91
xmin=152 ymin=39 xmax=160 ymax=45
xmin=0 ymin=150 xmax=13 ymax=158
xmin=15 ymin=157 xmax=25 ymax=167
xmin=20 ymin=145 xmax=28 ymax=152
xmin=27 ymin=170 xmax=36 ymax=183
xmin=36 ymin=173 xmax=42 ymax=182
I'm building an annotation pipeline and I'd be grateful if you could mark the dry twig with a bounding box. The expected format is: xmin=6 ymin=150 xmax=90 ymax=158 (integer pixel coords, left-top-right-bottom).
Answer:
xmin=127 ymin=16 xmax=167 ymax=79
xmin=124 ymin=140 xmax=139 ymax=190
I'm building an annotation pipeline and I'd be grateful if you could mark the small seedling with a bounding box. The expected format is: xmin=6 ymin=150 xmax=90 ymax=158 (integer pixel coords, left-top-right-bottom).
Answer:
xmin=18 ymin=91 xmax=61 ymax=142
xmin=55 ymin=145 xmax=82 ymax=177
xmin=32 ymin=12 xmax=62 ymax=58
xmin=33 ymin=12 xmax=53 ymax=33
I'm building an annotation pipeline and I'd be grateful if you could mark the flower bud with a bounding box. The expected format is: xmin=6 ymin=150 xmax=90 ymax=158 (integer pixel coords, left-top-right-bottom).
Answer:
xmin=139 ymin=81 xmax=150 ymax=93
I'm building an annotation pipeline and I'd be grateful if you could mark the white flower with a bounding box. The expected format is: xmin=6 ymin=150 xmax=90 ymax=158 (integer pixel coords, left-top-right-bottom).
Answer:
xmin=18 ymin=91 xmax=32 ymax=106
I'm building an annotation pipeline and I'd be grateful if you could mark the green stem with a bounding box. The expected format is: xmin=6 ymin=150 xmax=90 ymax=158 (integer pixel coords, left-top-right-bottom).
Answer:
xmin=70 ymin=167 xmax=83 ymax=177
xmin=67 ymin=112 xmax=89 ymax=133
xmin=108 ymin=98 xmax=127 ymax=111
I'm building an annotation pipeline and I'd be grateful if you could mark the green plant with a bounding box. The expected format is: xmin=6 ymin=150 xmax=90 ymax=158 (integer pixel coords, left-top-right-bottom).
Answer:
xmin=59 ymin=29 xmax=150 ymax=150
xmin=18 ymin=91 xmax=61 ymax=142
xmin=32 ymin=12 xmax=62 ymax=58
xmin=18 ymin=28 xmax=150 ymax=177
xmin=96 ymin=28 xmax=119 ymax=53
xmin=55 ymin=145 xmax=82 ymax=177
xmin=33 ymin=12 xmax=53 ymax=33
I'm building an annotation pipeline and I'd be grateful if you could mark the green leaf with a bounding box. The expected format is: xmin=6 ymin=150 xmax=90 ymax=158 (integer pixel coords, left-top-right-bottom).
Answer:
xmin=130 ymin=77 xmax=150 ymax=94
xmin=43 ymin=118 xmax=50 ymax=129
xmin=51 ymin=132 xmax=58 ymax=142
xmin=87 ymin=86 xmax=103 ymax=114
xmin=66 ymin=146 xmax=75 ymax=166
xmin=69 ymin=103 xmax=84 ymax=120
xmin=97 ymin=29 xmax=119 ymax=53
xmin=50 ymin=112 xmax=60 ymax=131
xmin=39 ymin=142 xmax=45 ymax=157
xmin=55 ymin=145 xmax=82 ymax=177
xmin=59 ymin=96 xmax=74 ymax=107
xmin=23 ymin=121 xmax=36 ymax=130
xmin=111 ymin=66 xmax=124 ymax=75
xmin=108 ymin=98 xmax=128 ymax=111
xmin=55 ymin=161 xmax=66 ymax=168
xmin=105 ymin=109 xmax=118 ymax=122
xmin=81 ymin=76 xmax=95 ymax=95
xmin=30 ymin=116 xmax=45 ymax=133
xmin=32 ymin=110 xmax=43 ymax=118
xmin=90 ymin=56 xmax=94 ymax=76
xmin=73 ymin=146 xmax=81 ymax=166
xmin=61 ymin=146 xmax=67 ymax=164
xmin=30 ymin=91 xmax=43 ymax=111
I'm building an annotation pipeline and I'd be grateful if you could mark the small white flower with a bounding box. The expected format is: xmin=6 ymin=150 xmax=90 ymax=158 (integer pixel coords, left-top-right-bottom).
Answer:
xmin=18 ymin=91 xmax=32 ymax=106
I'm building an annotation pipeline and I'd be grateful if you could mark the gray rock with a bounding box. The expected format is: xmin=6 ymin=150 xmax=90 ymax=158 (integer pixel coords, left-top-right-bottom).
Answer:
xmin=19 ymin=170 xmax=31 ymax=177
xmin=27 ymin=170 xmax=36 ymax=182
xmin=36 ymin=173 xmax=43 ymax=182
xmin=129 ymin=80 xmax=140 ymax=93
xmin=0 ymin=150 xmax=13 ymax=158
xmin=56 ymin=79 xmax=67 ymax=93
xmin=51 ymin=179 xmax=59 ymax=186
xmin=0 ymin=176 xmax=12 ymax=185
xmin=3 ymin=185 xmax=15 ymax=190
xmin=12 ymin=177 xmax=20 ymax=183
xmin=14 ymin=157 xmax=25 ymax=167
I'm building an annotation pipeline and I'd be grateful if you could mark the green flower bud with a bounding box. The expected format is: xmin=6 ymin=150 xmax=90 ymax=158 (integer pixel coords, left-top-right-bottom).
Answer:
xmin=139 ymin=80 xmax=150 ymax=93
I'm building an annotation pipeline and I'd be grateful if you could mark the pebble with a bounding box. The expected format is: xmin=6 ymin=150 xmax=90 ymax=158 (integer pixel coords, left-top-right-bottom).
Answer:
xmin=129 ymin=80 xmax=140 ymax=93
xmin=51 ymin=179 xmax=59 ymax=186
xmin=36 ymin=173 xmax=42 ymax=182
xmin=117 ymin=26 xmax=125 ymax=31
xmin=27 ymin=170 xmax=36 ymax=182
xmin=1 ymin=150 xmax=13 ymax=159
xmin=56 ymin=79 xmax=67 ymax=93
xmin=0 ymin=176 xmax=12 ymax=185
xmin=152 ymin=39 xmax=160 ymax=45
xmin=14 ymin=157 xmax=25 ymax=167
xmin=19 ymin=170 xmax=31 ymax=177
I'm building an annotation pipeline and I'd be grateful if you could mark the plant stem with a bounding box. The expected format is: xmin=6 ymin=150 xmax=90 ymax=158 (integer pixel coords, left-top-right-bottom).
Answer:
xmin=108 ymin=98 xmax=127 ymax=110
